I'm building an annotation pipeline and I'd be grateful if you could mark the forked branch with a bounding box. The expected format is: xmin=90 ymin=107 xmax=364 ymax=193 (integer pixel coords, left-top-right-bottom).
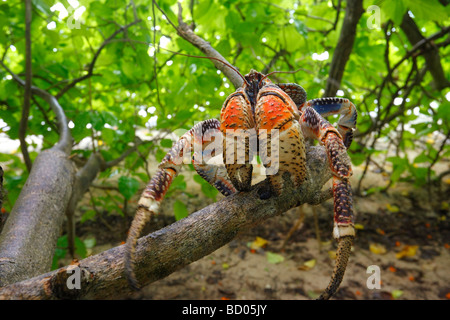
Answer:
xmin=0 ymin=146 xmax=334 ymax=299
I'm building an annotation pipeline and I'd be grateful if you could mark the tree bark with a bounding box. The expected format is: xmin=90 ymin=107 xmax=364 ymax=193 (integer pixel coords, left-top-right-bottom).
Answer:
xmin=0 ymin=65 xmax=74 ymax=286
xmin=324 ymin=0 xmax=364 ymax=97
xmin=400 ymin=13 xmax=450 ymax=90
xmin=174 ymin=3 xmax=244 ymax=89
xmin=66 ymin=153 xmax=107 ymax=257
xmin=0 ymin=146 xmax=335 ymax=299
xmin=0 ymin=149 xmax=75 ymax=286
xmin=0 ymin=167 xmax=5 ymax=234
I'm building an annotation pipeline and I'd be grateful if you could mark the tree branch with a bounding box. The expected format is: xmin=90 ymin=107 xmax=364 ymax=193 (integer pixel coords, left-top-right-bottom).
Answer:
xmin=400 ymin=13 xmax=450 ymax=90
xmin=0 ymin=34 xmax=75 ymax=286
xmin=0 ymin=146 xmax=334 ymax=299
xmin=0 ymin=149 xmax=76 ymax=287
xmin=0 ymin=61 xmax=72 ymax=155
xmin=323 ymin=0 xmax=364 ymax=97
xmin=153 ymin=1 xmax=244 ymax=89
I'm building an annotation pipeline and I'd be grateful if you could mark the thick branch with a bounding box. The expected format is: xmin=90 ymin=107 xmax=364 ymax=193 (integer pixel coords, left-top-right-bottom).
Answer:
xmin=0 ymin=146 xmax=333 ymax=299
xmin=324 ymin=0 xmax=364 ymax=97
xmin=0 ymin=166 xmax=5 ymax=233
xmin=0 ymin=149 xmax=75 ymax=287
xmin=400 ymin=13 xmax=450 ymax=90
xmin=0 ymin=55 xmax=75 ymax=286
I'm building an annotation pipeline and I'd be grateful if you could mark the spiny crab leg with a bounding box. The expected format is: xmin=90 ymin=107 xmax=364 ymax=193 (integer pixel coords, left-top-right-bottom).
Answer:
xmin=301 ymin=97 xmax=357 ymax=149
xmin=299 ymin=107 xmax=355 ymax=300
xmin=124 ymin=119 xmax=236 ymax=290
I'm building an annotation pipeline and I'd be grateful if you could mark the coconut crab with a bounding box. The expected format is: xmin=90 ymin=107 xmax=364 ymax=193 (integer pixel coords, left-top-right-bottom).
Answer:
xmin=124 ymin=66 xmax=357 ymax=300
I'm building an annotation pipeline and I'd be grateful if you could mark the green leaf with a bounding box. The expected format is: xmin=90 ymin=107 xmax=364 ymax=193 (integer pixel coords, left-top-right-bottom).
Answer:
xmin=201 ymin=182 xmax=218 ymax=200
xmin=102 ymin=128 xmax=115 ymax=145
xmin=118 ymin=176 xmax=140 ymax=200
xmin=160 ymin=138 xmax=174 ymax=148
xmin=57 ymin=235 xmax=68 ymax=248
xmin=75 ymin=237 xmax=87 ymax=258
xmin=404 ymin=0 xmax=447 ymax=22
xmin=52 ymin=248 xmax=67 ymax=270
xmin=380 ymin=0 xmax=406 ymax=25
xmin=349 ymin=151 xmax=366 ymax=166
xmin=81 ymin=209 xmax=97 ymax=223
xmin=83 ymin=238 xmax=97 ymax=249
xmin=387 ymin=156 xmax=409 ymax=183
xmin=266 ymin=251 xmax=285 ymax=264
xmin=32 ymin=0 xmax=52 ymax=16
xmin=293 ymin=19 xmax=308 ymax=37
xmin=173 ymin=200 xmax=189 ymax=220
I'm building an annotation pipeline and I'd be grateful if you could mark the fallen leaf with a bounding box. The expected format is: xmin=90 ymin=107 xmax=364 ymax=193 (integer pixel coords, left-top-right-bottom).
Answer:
xmin=328 ymin=250 xmax=337 ymax=260
xmin=250 ymin=236 xmax=268 ymax=250
xmin=386 ymin=203 xmax=399 ymax=213
xmin=298 ymin=259 xmax=316 ymax=270
xmin=354 ymin=223 xmax=364 ymax=230
xmin=307 ymin=290 xmax=320 ymax=299
xmin=370 ymin=243 xmax=387 ymax=255
xmin=391 ymin=289 xmax=404 ymax=299
xmin=222 ymin=263 xmax=230 ymax=270
xmin=376 ymin=228 xmax=386 ymax=235
xmin=395 ymin=245 xmax=419 ymax=259
xmin=266 ymin=251 xmax=284 ymax=264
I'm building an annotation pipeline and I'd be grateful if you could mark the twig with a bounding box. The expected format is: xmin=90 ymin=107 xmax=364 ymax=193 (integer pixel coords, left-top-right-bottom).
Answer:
xmin=55 ymin=19 xmax=142 ymax=99
xmin=152 ymin=1 xmax=244 ymax=88
xmin=0 ymin=62 xmax=72 ymax=155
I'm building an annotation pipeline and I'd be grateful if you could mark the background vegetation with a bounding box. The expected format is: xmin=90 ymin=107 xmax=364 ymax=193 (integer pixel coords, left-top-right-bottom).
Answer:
xmin=0 ymin=0 xmax=448 ymax=298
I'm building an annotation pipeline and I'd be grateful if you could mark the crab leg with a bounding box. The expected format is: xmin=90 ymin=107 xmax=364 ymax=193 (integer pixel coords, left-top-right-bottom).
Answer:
xmin=124 ymin=119 xmax=236 ymax=290
xmin=301 ymin=97 xmax=357 ymax=148
xmin=299 ymin=106 xmax=355 ymax=300
xmin=220 ymin=88 xmax=256 ymax=192
xmin=255 ymin=84 xmax=307 ymax=195
xmin=277 ymin=83 xmax=307 ymax=107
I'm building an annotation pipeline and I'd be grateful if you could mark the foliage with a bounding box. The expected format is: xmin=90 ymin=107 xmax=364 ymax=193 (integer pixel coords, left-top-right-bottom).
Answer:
xmin=51 ymin=234 xmax=96 ymax=269
xmin=0 ymin=0 xmax=448 ymax=220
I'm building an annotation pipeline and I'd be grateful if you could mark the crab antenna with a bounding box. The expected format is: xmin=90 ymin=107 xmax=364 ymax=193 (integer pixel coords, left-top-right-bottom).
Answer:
xmin=259 ymin=68 xmax=304 ymax=86
xmin=157 ymin=46 xmax=249 ymax=86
